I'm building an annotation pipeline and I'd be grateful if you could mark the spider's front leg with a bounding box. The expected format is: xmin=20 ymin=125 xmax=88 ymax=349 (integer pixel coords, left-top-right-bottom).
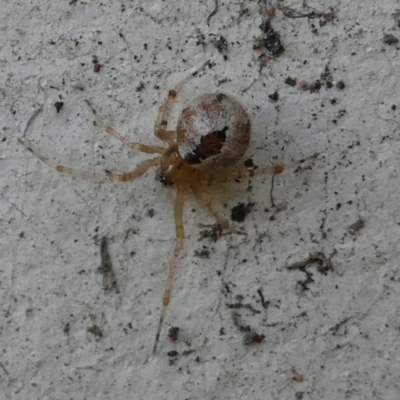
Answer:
xmin=154 ymin=61 xmax=209 ymax=144
xmin=84 ymin=100 xmax=165 ymax=155
xmin=154 ymin=90 xmax=179 ymax=144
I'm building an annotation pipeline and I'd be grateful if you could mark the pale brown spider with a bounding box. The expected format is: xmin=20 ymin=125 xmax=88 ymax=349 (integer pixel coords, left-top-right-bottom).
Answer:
xmin=19 ymin=63 xmax=312 ymax=353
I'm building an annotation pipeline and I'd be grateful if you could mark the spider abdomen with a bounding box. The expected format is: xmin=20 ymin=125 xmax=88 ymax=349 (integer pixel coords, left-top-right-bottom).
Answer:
xmin=176 ymin=93 xmax=251 ymax=170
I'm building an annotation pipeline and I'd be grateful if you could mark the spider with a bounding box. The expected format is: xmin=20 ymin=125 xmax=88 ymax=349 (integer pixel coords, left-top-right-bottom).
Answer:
xmin=19 ymin=63 xmax=312 ymax=353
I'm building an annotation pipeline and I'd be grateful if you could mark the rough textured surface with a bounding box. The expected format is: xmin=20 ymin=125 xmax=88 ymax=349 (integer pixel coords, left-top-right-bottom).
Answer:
xmin=1 ymin=1 xmax=400 ymax=399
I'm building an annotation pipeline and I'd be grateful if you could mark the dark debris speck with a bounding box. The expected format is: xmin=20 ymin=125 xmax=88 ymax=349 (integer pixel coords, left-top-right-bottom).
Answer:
xmin=54 ymin=101 xmax=64 ymax=113
xmin=336 ymin=80 xmax=345 ymax=90
xmin=87 ymin=324 xmax=103 ymax=339
xmin=244 ymin=158 xmax=255 ymax=168
xmin=213 ymin=35 xmax=228 ymax=53
xmin=194 ymin=247 xmax=210 ymax=258
xmin=259 ymin=20 xmax=285 ymax=56
xmin=168 ymin=327 xmax=180 ymax=342
xmin=383 ymin=33 xmax=399 ymax=45
xmin=231 ymin=202 xmax=254 ymax=222
xmin=136 ymin=81 xmax=145 ymax=92
xmin=309 ymin=80 xmax=322 ymax=93
xmin=268 ymin=91 xmax=279 ymax=102
xmin=348 ymin=218 xmax=365 ymax=235
xmin=285 ymin=76 xmax=297 ymax=86
xmin=243 ymin=331 xmax=265 ymax=345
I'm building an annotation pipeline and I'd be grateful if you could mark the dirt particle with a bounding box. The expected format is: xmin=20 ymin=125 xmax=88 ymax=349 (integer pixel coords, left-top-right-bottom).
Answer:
xmin=54 ymin=101 xmax=64 ymax=113
xmin=268 ymin=91 xmax=279 ymax=102
xmin=231 ymin=202 xmax=254 ymax=222
xmin=285 ymin=76 xmax=297 ymax=86
xmin=168 ymin=327 xmax=180 ymax=342
xmin=336 ymin=80 xmax=346 ymax=90
xmin=383 ymin=33 xmax=399 ymax=45
xmin=259 ymin=20 xmax=285 ymax=56
xmin=348 ymin=218 xmax=365 ymax=235
xmin=87 ymin=324 xmax=103 ymax=340
xmin=309 ymin=80 xmax=322 ymax=93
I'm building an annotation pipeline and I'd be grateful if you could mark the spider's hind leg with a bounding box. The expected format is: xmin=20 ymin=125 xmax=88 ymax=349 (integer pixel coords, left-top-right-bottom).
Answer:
xmin=153 ymin=183 xmax=187 ymax=354
xmin=190 ymin=178 xmax=230 ymax=231
xmin=232 ymin=152 xmax=319 ymax=180
xmin=18 ymin=139 xmax=161 ymax=182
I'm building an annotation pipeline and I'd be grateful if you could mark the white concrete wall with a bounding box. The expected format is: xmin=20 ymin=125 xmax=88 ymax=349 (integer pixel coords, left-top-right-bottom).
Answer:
xmin=1 ymin=1 xmax=400 ymax=399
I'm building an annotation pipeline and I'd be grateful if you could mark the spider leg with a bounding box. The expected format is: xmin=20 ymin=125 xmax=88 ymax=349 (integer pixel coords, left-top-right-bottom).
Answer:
xmin=232 ymin=153 xmax=319 ymax=180
xmin=154 ymin=60 xmax=209 ymax=144
xmin=105 ymin=126 xmax=165 ymax=154
xmin=190 ymin=179 xmax=230 ymax=230
xmin=84 ymin=100 xmax=165 ymax=155
xmin=153 ymin=183 xmax=186 ymax=354
xmin=198 ymin=164 xmax=284 ymax=185
xmin=231 ymin=165 xmax=282 ymax=180
xmin=18 ymin=139 xmax=161 ymax=182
